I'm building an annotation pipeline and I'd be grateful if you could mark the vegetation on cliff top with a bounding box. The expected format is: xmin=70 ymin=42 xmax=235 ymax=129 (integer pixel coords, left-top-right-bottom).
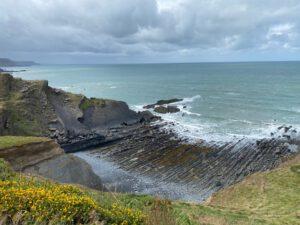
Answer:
xmin=79 ymin=97 xmax=106 ymax=111
xmin=0 ymin=136 xmax=49 ymax=149
xmin=0 ymin=158 xmax=144 ymax=225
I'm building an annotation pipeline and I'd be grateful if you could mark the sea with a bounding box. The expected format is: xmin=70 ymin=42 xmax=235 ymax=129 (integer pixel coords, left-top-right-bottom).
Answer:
xmin=10 ymin=61 xmax=300 ymax=144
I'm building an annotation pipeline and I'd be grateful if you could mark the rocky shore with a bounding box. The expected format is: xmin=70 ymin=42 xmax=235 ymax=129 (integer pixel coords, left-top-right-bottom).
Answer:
xmin=83 ymin=121 xmax=299 ymax=201
xmin=0 ymin=73 xmax=299 ymax=201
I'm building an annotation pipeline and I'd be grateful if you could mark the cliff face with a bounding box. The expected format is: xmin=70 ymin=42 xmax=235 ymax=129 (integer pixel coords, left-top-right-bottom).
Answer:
xmin=0 ymin=139 xmax=62 ymax=171
xmin=0 ymin=137 xmax=102 ymax=189
xmin=0 ymin=73 xmax=141 ymax=142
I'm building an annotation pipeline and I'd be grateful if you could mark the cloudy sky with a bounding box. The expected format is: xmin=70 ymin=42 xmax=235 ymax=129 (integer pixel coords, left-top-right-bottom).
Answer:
xmin=1 ymin=0 xmax=300 ymax=64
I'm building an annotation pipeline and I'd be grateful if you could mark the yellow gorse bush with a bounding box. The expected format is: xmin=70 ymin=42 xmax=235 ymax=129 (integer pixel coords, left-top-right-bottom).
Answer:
xmin=0 ymin=176 xmax=145 ymax=225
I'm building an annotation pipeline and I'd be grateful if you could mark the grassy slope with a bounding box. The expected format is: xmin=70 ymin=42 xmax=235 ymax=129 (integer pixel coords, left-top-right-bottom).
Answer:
xmin=0 ymin=136 xmax=49 ymax=149
xmin=205 ymin=155 xmax=300 ymax=225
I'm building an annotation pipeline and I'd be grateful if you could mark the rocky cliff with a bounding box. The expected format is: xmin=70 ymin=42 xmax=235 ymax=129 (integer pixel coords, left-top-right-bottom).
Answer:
xmin=1 ymin=73 xmax=298 ymax=202
xmin=0 ymin=136 xmax=102 ymax=189
xmin=0 ymin=73 xmax=142 ymax=150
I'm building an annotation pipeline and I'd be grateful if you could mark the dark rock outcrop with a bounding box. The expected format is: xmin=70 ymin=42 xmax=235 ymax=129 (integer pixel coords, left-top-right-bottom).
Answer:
xmin=87 ymin=122 xmax=299 ymax=201
xmin=144 ymin=98 xmax=183 ymax=109
xmin=138 ymin=110 xmax=161 ymax=123
xmin=0 ymin=73 xmax=142 ymax=149
xmin=154 ymin=105 xmax=180 ymax=114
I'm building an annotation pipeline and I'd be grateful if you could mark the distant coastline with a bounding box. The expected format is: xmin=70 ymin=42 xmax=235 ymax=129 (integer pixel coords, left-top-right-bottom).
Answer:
xmin=0 ymin=57 xmax=38 ymax=67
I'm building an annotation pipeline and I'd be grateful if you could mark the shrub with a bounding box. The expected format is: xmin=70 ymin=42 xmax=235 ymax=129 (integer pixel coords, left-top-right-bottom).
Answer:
xmin=0 ymin=159 xmax=14 ymax=181
xmin=0 ymin=162 xmax=145 ymax=225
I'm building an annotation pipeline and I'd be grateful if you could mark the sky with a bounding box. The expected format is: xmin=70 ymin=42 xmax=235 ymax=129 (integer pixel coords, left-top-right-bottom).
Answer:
xmin=0 ymin=0 xmax=300 ymax=64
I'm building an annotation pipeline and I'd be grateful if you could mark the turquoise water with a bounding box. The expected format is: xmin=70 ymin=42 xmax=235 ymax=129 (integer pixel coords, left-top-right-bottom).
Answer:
xmin=12 ymin=62 xmax=300 ymax=143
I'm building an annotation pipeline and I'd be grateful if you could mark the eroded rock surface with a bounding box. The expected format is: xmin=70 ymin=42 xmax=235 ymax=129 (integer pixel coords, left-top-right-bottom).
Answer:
xmin=24 ymin=154 xmax=103 ymax=190
xmin=0 ymin=73 xmax=146 ymax=150
xmin=87 ymin=122 xmax=299 ymax=201
xmin=143 ymin=98 xmax=183 ymax=109
xmin=0 ymin=138 xmax=103 ymax=189
xmin=154 ymin=105 xmax=180 ymax=114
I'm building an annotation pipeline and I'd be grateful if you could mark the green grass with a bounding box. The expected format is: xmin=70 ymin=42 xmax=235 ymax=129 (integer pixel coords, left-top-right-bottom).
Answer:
xmin=79 ymin=97 xmax=106 ymax=111
xmin=0 ymin=136 xmax=49 ymax=149
xmin=207 ymin=155 xmax=300 ymax=225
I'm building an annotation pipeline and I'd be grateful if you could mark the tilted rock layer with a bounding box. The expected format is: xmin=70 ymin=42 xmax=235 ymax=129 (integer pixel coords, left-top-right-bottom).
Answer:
xmin=0 ymin=137 xmax=102 ymax=189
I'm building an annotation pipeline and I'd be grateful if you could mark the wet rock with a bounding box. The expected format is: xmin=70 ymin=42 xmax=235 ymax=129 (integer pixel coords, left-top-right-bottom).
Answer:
xmin=138 ymin=110 xmax=160 ymax=123
xmin=143 ymin=98 xmax=183 ymax=109
xmin=154 ymin=105 xmax=180 ymax=114
xmin=86 ymin=121 xmax=299 ymax=201
xmin=284 ymin=126 xmax=292 ymax=133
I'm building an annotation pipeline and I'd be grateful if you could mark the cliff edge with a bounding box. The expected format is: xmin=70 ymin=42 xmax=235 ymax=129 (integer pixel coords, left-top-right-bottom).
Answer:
xmin=0 ymin=136 xmax=102 ymax=189
xmin=0 ymin=73 xmax=141 ymax=148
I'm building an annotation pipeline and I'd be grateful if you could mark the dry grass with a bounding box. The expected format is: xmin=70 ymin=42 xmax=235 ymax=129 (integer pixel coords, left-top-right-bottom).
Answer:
xmin=207 ymin=155 xmax=300 ymax=225
xmin=0 ymin=136 xmax=49 ymax=149
xmin=145 ymin=199 xmax=177 ymax=225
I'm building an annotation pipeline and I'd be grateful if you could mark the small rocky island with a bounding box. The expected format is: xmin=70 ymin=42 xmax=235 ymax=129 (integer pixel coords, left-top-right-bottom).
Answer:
xmin=143 ymin=98 xmax=182 ymax=114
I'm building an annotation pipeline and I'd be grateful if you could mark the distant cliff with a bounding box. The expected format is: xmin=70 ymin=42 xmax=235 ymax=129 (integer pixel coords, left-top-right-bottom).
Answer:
xmin=0 ymin=58 xmax=38 ymax=67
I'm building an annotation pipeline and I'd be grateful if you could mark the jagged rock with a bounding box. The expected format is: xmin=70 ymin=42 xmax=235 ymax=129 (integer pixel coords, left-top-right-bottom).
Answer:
xmin=143 ymin=98 xmax=183 ymax=109
xmin=154 ymin=105 xmax=180 ymax=114
xmin=0 ymin=74 xmax=143 ymax=149
xmin=138 ymin=110 xmax=160 ymax=123
xmin=86 ymin=121 xmax=299 ymax=200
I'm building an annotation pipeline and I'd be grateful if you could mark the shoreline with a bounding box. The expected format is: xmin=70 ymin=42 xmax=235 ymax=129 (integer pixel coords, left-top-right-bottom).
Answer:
xmin=70 ymin=119 xmax=298 ymax=202
xmin=1 ymin=73 xmax=299 ymax=202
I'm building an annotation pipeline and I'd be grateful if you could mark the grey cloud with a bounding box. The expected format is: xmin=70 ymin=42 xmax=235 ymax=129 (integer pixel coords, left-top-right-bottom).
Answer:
xmin=0 ymin=0 xmax=300 ymax=62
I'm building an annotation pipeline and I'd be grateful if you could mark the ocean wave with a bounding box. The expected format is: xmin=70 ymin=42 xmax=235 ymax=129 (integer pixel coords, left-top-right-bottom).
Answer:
xmin=179 ymin=95 xmax=202 ymax=104
xmin=157 ymin=114 xmax=300 ymax=145
xmin=225 ymin=92 xmax=240 ymax=96
xmin=131 ymin=95 xmax=299 ymax=145
xmin=58 ymin=86 xmax=72 ymax=90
